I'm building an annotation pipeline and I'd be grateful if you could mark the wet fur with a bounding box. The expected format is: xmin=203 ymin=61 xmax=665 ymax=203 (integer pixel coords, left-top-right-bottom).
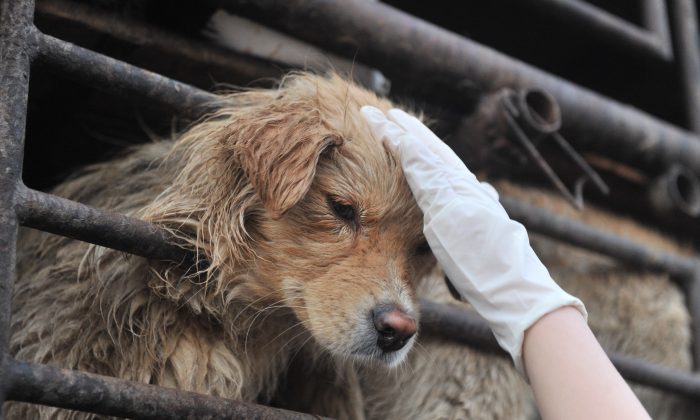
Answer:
xmin=7 ymin=73 xmax=431 ymax=419
xmin=6 ymin=73 xmax=694 ymax=419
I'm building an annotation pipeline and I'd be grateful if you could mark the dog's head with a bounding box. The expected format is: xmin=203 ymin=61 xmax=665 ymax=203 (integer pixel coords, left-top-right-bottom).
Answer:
xmin=150 ymin=73 xmax=433 ymax=366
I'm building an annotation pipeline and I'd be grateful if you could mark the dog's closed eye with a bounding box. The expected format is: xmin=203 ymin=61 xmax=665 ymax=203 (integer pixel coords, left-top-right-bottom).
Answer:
xmin=328 ymin=196 xmax=357 ymax=224
xmin=415 ymin=240 xmax=432 ymax=256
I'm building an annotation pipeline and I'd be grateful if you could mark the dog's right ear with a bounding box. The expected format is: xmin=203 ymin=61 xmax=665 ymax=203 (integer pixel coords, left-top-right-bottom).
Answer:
xmin=222 ymin=104 xmax=343 ymax=219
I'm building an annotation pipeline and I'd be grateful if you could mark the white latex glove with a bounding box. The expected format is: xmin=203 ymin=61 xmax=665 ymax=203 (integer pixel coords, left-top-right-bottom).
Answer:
xmin=361 ymin=106 xmax=587 ymax=378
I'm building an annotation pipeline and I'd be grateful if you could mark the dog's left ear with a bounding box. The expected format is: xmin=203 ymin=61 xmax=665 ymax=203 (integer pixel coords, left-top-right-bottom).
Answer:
xmin=225 ymin=106 xmax=343 ymax=219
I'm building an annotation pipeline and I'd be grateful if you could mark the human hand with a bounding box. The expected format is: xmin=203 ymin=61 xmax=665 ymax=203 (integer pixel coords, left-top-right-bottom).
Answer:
xmin=361 ymin=106 xmax=587 ymax=377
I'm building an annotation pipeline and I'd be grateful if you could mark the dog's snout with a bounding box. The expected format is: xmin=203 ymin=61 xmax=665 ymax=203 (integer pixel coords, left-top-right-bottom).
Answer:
xmin=373 ymin=304 xmax=416 ymax=352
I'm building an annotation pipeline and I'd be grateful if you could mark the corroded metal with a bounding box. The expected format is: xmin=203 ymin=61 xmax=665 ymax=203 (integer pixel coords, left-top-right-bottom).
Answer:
xmin=35 ymin=0 xmax=284 ymax=87
xmin=501 ymin=197 xmax=698 ymax=279
xmin=420 ymin=300 xmax=700 ymax=399
xmin=34 ymin=31 xmax=220 ymax=119
xmin=16 ymin=186 xmax=193 ymax=264
xmin=670 ymin=0 xmax=700 ymax=132
xmin=458 ymin=88 xmax=609 ymax=209
xmin=6 ymin=360 xmax=324 ymax=420
xmin=648 ymin=165 xmax=700 ymax=218
xmin=2 ymin=2 xmax=699 ymax=412
xmin=519 ymin=0 xmax=672 ymax=61
xmin=0 ymin=0 xmax=35 ymax=417
xmin=220 ymin=0 xmax=700 ymax=174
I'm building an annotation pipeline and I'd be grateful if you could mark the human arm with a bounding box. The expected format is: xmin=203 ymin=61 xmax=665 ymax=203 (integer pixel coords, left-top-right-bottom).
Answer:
xmin=525 ymin=306 xmax=649 ymax=419
xmin=361 ymin=106 xmax=650 ymax=419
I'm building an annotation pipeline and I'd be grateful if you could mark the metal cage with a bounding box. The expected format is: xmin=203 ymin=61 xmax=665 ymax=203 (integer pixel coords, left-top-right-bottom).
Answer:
xmin=2 ymin=0 xmax=700 ymax=418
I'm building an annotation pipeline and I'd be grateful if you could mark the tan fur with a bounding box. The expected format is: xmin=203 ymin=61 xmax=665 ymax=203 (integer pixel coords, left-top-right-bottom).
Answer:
xmin=6 ymin=72 xmax=695 ymax=419
xmin=357 ymin=182 xmax=697 ymax=419
xmin=7 ymin=73 xmax=433 ymax=419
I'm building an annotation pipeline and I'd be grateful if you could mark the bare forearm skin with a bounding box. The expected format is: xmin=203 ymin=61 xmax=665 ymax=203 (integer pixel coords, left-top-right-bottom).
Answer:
xmin=523 ymin=306 xmax=651 ymax=420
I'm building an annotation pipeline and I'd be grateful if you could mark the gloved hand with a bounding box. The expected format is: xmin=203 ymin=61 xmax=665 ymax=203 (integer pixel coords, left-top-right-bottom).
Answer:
xmin=361 ymin=106 xmax=587 ymax=378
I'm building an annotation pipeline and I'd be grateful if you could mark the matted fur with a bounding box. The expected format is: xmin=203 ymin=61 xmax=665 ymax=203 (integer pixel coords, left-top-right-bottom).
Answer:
xmin=355 ymin=182 xmax=698 ymax=420
xmin=7 ymin=73 xmax=436 ymax=419
xmin=7 ymin=72 xmax=695 ymax=420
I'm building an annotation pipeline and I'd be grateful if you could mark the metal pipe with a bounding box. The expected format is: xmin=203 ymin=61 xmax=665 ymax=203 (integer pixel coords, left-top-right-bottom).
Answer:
xmin=6 ymin=360 xmax=322 ymax=419
xmin=204 ymin=10 xmax=390 ymax=94
xmin=15 ymin=186 xmax=193 ymax=265
xmin=500 ymin=197 xmax=698 ymax=279
xmin=420 ymin=300 xmax=700 ymax=398
xmin=34 ymin=30 xmax=220 ymax=119
xmin=519 ymin=0 xmax=672 ymax=61
xmin=34 ymin=0 xmax=284 ymax=88
xmin=648 ymin=164 xmax=700 ymax=218
xmin=669 ymin=0 xmax=700 ymax=132
xmin=218 ymin=0 xmax=700 ymax=174
xmin=685 ymin=274 xmax=700 ymax=370
xmin=0 ymin=0 xmax=35 ymax=415
xmin=453 ymin=88 xmax=560 ymax=170
xmin=24 ymin=23 xmax=700 ymax=400
xmin=642 ymin=0 xmax=673 ymax=58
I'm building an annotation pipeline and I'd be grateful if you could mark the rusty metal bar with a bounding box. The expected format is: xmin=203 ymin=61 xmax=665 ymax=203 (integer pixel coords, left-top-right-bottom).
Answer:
xmin=16 ymin=181 xmax=700 ymax=395
xmin=35 ymin=0 xmax=284 ymax=87
xmin=26 ymin=33 xmax=699 ymax=278
xmin=0 ymin=0 xmax=35 ymax=417
xmin=219 ymin=0 xmax=700 ymax=174
xmin=686 ymin=274 xmax=700 ymax=369
xmin=15 ymin=186 xmax=192 ymax=264
xmin=420 ymin=300 xmax=700 ymax=399
xmin=670 ymin=0 xmax=700 ymax=132
xmin=643 ymin=0 xmax=672 ymax=57
xmin=519 ymin=0 xmax=672 ymax=61
xmin=6 ymin=360 xmax=322 ymax=420
xmin=500 ymin=197 xmax=698 ymax=279
xmin=19 ymin=16 xmax=700 ymax=401
xmin=34 ymin=30 xmax=220 ymax=119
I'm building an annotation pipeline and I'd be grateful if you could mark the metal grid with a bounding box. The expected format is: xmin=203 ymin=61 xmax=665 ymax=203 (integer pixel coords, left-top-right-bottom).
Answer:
xmin=2 ymin=0 xmax=700 ymax=418
xmin=518 ymin=0 xmax=673 ymax=62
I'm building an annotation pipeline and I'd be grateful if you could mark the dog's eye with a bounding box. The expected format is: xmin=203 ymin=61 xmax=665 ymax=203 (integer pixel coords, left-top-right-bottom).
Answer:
xmin=328 ymin=197 xmax=356 ymax=223
xmin=415 ymin=240 xmax=431 ymax=255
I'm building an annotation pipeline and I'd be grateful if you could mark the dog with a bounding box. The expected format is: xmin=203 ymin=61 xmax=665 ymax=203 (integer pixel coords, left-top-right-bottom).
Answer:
xmin=7 ymin=73 xmax=438 ymax=419
xmin=12 ymin=70 xmax=687 ymax=420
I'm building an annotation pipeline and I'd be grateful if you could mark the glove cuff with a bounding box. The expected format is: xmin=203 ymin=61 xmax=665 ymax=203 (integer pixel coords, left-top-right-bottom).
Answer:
xmin=505 ymin=295 xmax=588 ymax=382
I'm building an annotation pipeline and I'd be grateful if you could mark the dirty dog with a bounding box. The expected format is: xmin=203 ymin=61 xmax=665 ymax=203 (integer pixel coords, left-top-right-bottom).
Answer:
xmin=7 ymin=73 xmax=436 ymax=419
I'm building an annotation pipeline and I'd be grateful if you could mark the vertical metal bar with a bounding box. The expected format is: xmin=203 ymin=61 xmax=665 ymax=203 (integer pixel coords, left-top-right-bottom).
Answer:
xmin=685 ymin=269 xmax=700 ymax=370
xmin=670 ymin=0 xmax=700 ymax=132
xmin=518 ymin=0 xmax=672 ymax=60
xmin=0 ymin=0 xmax=35 ymax=417
xmin=642 ymin=0 xmax=673 ymax=58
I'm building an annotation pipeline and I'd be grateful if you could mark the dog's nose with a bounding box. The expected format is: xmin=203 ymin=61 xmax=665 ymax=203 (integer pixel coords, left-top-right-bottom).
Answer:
xmin=373 ymin=304 xmax=417 ymax=352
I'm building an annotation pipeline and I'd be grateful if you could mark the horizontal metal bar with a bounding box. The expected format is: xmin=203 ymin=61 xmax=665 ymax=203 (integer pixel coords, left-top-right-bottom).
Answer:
xmin=501 ymin=197 xmax=698 ymax=279
xmin=33 ymin=30 xmax=220 ymax=119
xmin=519 ymin=0 xmax=671 ymax=61
xmin=24 ymin=34 xmax=699 ymax=278
xmin=17 ymin=180 xmax=694 ymax=283
xmin=420 ymin=300 xmax=700 ymax=399
xmin=220 ymin=0 xmax=700 ymax=174
xmin=6 ymin=360 xmax=322 ymax=419
xmin=15 ymin=185 xmax=192 ymax=264
xmin=35 ymin=0 xmax=284 ymax=86
xmin=22 ymin=26 xmax=700 ymax=400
